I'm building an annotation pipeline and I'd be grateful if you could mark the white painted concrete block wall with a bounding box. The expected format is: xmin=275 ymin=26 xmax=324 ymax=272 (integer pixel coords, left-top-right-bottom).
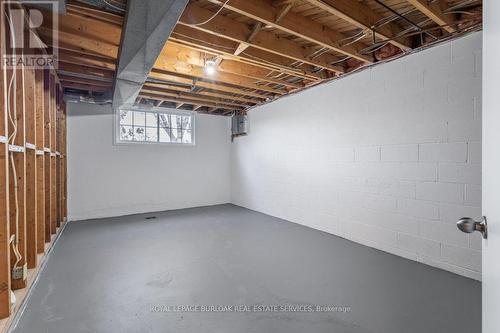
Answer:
xmin=231 ymin=32 xmax=482 ymax=280
xmin=67 ymin=103 xmax=231 ymax=220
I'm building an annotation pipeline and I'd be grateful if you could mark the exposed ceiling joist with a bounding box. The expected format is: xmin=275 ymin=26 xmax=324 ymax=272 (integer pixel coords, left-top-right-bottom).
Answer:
xmin=42 ymin=0 xmax=481 ymax=115
xmin=139 ymin=92 xmax=244 ymax=111
xmin=58 ymin=50 xmax=116 ymax=71
xmin=156 ymin=42 xmax=303 ymax=89
xmin=179 ymin=3 xmax=346 ymax=74
xmin=406 ymin=0 xmax=456 ymax=33
xmin=58 ymin=62 xmax=114 ymax=80
xmin=60 ymin=81 xmax=112 ymax=92
xmin=152 ymin=58 xmax=288 ymax=95
xmin=148 ymin=70 xmax=272 ymax=100
xmin=205 ymin=0 xmax=373 ymax=63
xmin=143 ymin=83 xmax=259 ymax=105
xmin=304 ymin=0 xmax=411 ymax=50
xmin=171 ymin=25 xmax=325 ymax=81
xmin=141 ymin=88 xmax=250 ymax=108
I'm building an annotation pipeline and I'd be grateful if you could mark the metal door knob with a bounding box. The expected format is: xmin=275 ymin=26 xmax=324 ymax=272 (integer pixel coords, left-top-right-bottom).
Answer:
xmin=457 ymin=216 xmax=488 ymax=239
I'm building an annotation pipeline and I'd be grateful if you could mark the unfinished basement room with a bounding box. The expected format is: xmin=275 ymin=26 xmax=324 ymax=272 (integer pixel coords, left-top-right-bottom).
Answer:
xmin=0 ymin=0 xmax=498 ymax=332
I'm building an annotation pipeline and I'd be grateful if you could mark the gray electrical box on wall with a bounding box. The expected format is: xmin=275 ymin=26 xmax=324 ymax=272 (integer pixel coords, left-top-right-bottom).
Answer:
xmin=231 ymin=113 xmax=248 ymax=140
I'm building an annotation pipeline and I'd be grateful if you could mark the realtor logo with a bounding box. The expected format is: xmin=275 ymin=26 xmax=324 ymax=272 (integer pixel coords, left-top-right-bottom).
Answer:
xmin=1 ymin=0 xmax=58 ymax=69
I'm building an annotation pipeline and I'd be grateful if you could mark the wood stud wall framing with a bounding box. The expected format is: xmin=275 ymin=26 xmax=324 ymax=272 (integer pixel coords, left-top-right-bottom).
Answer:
xmin=0 ymin=6 xmax=67 ymax=325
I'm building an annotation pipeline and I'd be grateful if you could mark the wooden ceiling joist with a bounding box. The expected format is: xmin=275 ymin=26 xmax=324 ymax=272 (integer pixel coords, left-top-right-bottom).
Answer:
xmin=406 ymin=0 xmax=456 ymax=33
xmin=58 ymin=62 xmax=115 ymax=80
xmin=60 ymin=81 xmax=111 ymax=92
xmin=58 ymin=75 xmax=113 ymax=88
xmin=58 ymin=49 xmax=116 ymax=71
xmin=157 ymin=42 xmax=303 ymax=89
xmin=304 ymin=0 xmax=411 ymax=50
xmin=170 ymin=25 xmax=325 ymax=81
xmin=144 ymin=82 xmax=260 ymax=105
xmin=66 ymin=0 xmax=123 ymax=26
xmin=152 ymin=60 xmax=287 ymax=96
xmin=179 ymin=3 xmax=345 ymax=74
xmin=141 ymin=88 xmax=250 ymax=108
xmin=37 ymin=27 xmax=119 ymax=59
xmin=205 ymin=0 xmax=373 ymax=63
xmin=148 ymin=70 xmax=272 ymax=100
xmin=36 ymin=0 xmax=479 ymax=115
xmin=139 ymin=92 xmax=244 ymax=111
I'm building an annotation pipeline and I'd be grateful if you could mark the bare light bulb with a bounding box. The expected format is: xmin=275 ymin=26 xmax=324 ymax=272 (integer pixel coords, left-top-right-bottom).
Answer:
xmin=205 ymin=64 xmax=216 ymax=75
xmin=205 ymin=59 xmax=217 ymax=75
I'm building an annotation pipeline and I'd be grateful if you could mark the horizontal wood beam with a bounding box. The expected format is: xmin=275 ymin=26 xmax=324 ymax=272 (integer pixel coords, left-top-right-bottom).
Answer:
xmin=66 ymin=0 xmax=123 ymax=26
xmin=171 ymin=25 xmax=326 ymax=81
xmin=58 ymin=62 xmax=114 ymax=80
xmin=143 ymin=82 xmax=260 ymax=105
xmin=139 ymin=92 xmax=243 ymax=111
xmin=157 ymin=42 xmax=303 ymax=89
xmin=305 ymin=0 xmax=411 ymax=50
xmin=406 ymin=0 xmax=456 ymax=33
xmin=38 ymin=27 xmax=119 ymax=59
xmin=207 ymin=0 xmax=373 ymax=63
xmin=58 ymin=50 xmax=116 ymax=71
xmin=148 ymin=70 xmax=272 ymax=100
xmin=141 ymin=88 xmax=250 ymax=108
xmin=152 ymin=59 xmax=287 ymax=95
xmin=179 ymin=3 xmax=346 ymax=73
xmin=58 ymin=75 xmax=112 ymax=88
xmin=60 ymin=81 xmax=111 ymax=92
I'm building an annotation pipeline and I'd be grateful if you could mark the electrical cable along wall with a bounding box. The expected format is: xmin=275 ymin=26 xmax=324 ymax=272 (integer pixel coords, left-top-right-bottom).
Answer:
xmin=0 ymin=5 xmax=68 ymax=328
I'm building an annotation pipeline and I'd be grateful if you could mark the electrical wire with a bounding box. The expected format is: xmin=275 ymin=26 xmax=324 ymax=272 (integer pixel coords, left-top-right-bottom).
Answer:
xmin=4 ymin=10 xmax=22 ymax=272
xmin=187 ymin=0 xmax=230 ymax=27
xmin=171 ymin=32 xmax=235 ymax=51
xmin=102 ymin=0 xmax=126 ymax=13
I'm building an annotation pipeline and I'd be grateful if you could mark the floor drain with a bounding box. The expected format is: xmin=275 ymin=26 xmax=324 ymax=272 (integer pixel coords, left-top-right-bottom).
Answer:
xmin=145 ymin=216 xmax=157 ymax=220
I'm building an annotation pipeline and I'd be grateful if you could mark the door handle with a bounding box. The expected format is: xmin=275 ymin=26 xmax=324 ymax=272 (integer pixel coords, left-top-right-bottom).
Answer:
xmin=457 ymin=216 xmax=488 ymax=239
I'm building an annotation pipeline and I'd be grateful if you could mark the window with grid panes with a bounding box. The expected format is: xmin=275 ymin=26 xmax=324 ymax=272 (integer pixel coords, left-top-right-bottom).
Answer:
xmin=117 ymin=108 xmax=194 ymax=145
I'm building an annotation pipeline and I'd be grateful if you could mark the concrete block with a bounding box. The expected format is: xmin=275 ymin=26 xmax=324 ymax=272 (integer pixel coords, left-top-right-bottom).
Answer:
xmin=416 ymin=182 xmax=465 ymax=204
xmin=419 ymin=142 xmax=467 ymax=162
xmin=397 ymin=163 xmax=438 ymax=181
xmin=467 ymin=141 xmax=481 ymax=164
xmin=439 ymin=163 xmax=481 ymax=185
xmin=397 ymin=233 xmax=441 ymax=259
xmin=363 ymin=194 xmax=397 ymax=212
xmin=328 ymin=147 xmax=355 ymax=162
xmin=397 ymin=198 xmax=439 ymax=220
xmin=418 ymin=219 xmax=468 ymax=248
xmin=380 ymin=180 xmax=416 ymax=199
xmin=447 ymin=118 xmax=481 ymax=142
xmin=381 ymin=144 xmax=418 ymax=162
xmin=439 ymin=203 xmax=482 ymax=225
xmin=465 ymin=184 xmax=481 ymax=207
xmin=441 ymin=244 xmax=481 ymax=272
xmin=355 ymin=146 xmax=380 ymax=162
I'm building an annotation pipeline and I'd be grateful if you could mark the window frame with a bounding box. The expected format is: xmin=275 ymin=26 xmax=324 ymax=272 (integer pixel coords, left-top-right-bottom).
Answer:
xmin=114 ymin=106 xmax=196 ymax=146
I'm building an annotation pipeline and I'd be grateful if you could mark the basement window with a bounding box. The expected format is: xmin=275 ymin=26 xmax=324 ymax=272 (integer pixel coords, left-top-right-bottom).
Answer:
xmin=116 ymin=108 xmax=194 ymax=145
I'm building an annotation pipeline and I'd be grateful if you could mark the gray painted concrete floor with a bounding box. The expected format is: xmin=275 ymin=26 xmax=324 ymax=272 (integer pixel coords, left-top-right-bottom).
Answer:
xmin=10 ymin=204 xmax=481 ymax=333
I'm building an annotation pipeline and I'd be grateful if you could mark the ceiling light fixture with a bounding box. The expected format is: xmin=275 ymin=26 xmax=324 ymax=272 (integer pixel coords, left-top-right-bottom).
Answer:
xmin=205 ymin=58 xmax=218 ymax=75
